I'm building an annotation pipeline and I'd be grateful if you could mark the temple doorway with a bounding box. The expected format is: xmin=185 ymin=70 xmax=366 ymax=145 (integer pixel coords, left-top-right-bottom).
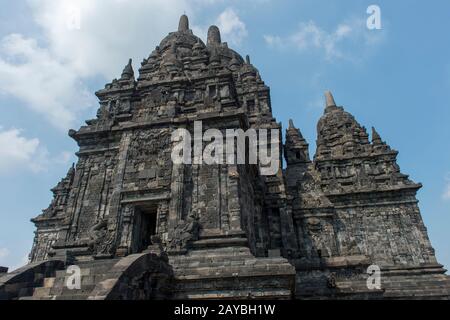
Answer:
xmin=132 ymin=205 xmax=158 ymax=253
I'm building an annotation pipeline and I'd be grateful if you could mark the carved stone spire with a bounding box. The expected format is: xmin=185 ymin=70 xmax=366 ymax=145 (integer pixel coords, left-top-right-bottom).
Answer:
xmin=371 ymin=127 xmax=383 ymax=145
xmin=325 ymin=90 xmax=336 ymax=110
xmin=121 ymin=58 xmax=134 ymax=80
xmin=288 ymin=119 xmax=295 ymax=130
xmin=316 ymin=93 xmax=371 ymax=161
xmin=371 ymin=127 xmax=391 ymax=153
xmin=68 ymin=162 xmax=75 ymax=178
xmin=178 ymin=14 xmax=189 ymax=32
xmin=229 ymin=53 xmax=240 ymax=70
xmin=288 ymin=119 xmax=304 ymax=139
xmin=207 ymin=25 xmax=221 ymax=46
xmin=285 ymin=119 xmax=310 ymax=164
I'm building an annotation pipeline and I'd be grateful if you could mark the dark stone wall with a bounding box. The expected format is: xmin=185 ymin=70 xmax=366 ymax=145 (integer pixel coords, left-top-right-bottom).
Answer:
xmin=23 ymin=16 xmax=450 ymax=300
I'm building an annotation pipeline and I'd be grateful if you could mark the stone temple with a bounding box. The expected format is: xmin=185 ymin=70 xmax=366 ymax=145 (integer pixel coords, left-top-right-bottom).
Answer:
xmin=1 ymin=15 xmax=450 ymax=300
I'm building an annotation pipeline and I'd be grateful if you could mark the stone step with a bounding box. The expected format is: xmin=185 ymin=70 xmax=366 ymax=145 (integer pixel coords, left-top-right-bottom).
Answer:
xmin=59 ymin=282 xmax=96 ymax=291
xmin=16 ymin=286 xmax=34 ymax=297
xmin=169 ymin=247 xmax=256 ymax=269
xmin=75 ymin=259 xmax=119 ymax=268
xmin=171 ymin=257 xmax=289 ymax=270
xmin=53 ymin=276 xmax=99 ymax=288
xmin=32 ymin=287 xmax=52 ymax=298
xmin=386 ymin=288 xmax=450 ymax=294
xmin=49 ymin=277 xmax=106 ymax=295
xmin=43 ymin=277 xmax=55 ymax=288
xmin=198 ymin=230 xmax=247 ymax=240
xmin=14 ymin=259 xmax=123 ymax=301
xmin=174 ymin=264 xmax=295 ymax=280
xmin=82 ymin=263 xmax=117 ymax=273
xmin=172 ymin=260 xmax=248 ymax=269
xmin=52 ymin=259 xmax=119 ymax=278
xmin=381 ymin=267 xmax=447 ymax=277
xmin=333 ymin=279 xmax=450 ymax=299
xmin=54 ymin=294 xmax=90 ymax=300
xmin=384 ymin=289 xmax=450 ymax=298
xmin=173 ymin=288 xmax=293 ymax=300
xmin=18 ymin=296 xmax=44 ymax=300
xmin=51 ymin=284 xmax=96 ymax=298
xmin=172 ymin=268 xmax=295 ymax=300
xmin=191 ymin=237 xmax=249 ymax=249
xmin=179 ymin=246 xmax=253 ymax=257
xmin=382 ymin=282 xmax=450 ymax=289
xmin=383 ymin=280 xmax=450 ymax=287
xmin=55 ymin=268 xmax=90 ymax=278
xmin=383 ymin=276 xmax=450 ymax=283
xmin=81 ymin=274 xmax=110 ymax=286
xmin=170 ymin=255 xmax=255 ymax=266
xmin=54 ymin=267 xmax=114 ymax=279
xmin=184 ymin=256 xmax=287 ymax=264
xmin=174 ymin=277 xmax=293 ymax=292
xmin=171 ymin=255 xmax=254 ymax=265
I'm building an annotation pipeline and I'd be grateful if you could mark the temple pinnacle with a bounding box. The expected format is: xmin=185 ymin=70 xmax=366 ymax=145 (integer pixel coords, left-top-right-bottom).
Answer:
xmin=372 ymin=127 xmax=383 ymax=144
xmin=178 ymin=14 xmax=189 ymax=32
xmin=207 ymin=25 xmax=221 ymax=46
xmin=121 ymin=58 xmax=134 ymax=80
xmin=288 ymin=119 xmax=295 ymax=130
xmin=325 ymin=91 xmax=336 ymax=108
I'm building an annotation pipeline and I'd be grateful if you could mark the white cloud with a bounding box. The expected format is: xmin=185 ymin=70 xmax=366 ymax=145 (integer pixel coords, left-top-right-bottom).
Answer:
xmin=443 ymin=185 xmax=450 ymax=200
xmin=215 ymin=8 xmax=248 ymax=46
xmin=264 ymin=19 xmax=385 ymax=61
xmin=0 ymin=247 xmax=9 ymax=261
xmin=0 ymin=247 xmax=11 ymax=268
xmin=55 ymin=151 xmax=73 ymax=165
xmin=10 ymin=254 xmax=30 ymax=271
xmin=0 ymin=127 xmax=71 ymax=174
xmin=307 ymin=95 xmax=325 ymax=111
xmin=443 ymin=173 xmax=450 ymax=200
xmin=0 ymin=34 xmax=94 ymax=130
xmin=0 ymin=127 xmax=42 ymax=173
xmin=0 ymin=0 xmax=206 ymax=130
xmin=0 ymin=247 xmax=29 ymax=271
xmin=26 ymin=0 xmax=193 ymax=79
xmin=192 ymin=7 xmax=248 ymax=47
xmin=0 ymin=1 xmax=250 ymax=130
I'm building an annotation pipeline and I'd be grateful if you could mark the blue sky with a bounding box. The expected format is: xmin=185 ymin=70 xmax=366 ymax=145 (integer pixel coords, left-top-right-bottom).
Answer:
xmin=0 ymin=0 xmax=449 ymax=271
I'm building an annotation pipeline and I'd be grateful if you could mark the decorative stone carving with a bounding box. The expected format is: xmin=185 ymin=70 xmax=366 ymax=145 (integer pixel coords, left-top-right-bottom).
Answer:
xmin=21 ymin=15 xmax=450 ymax=301
xmin=88 ymin=219 xmax=115 ymax=255
xmin=167 ymin=213 xmax=200 ymax=252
